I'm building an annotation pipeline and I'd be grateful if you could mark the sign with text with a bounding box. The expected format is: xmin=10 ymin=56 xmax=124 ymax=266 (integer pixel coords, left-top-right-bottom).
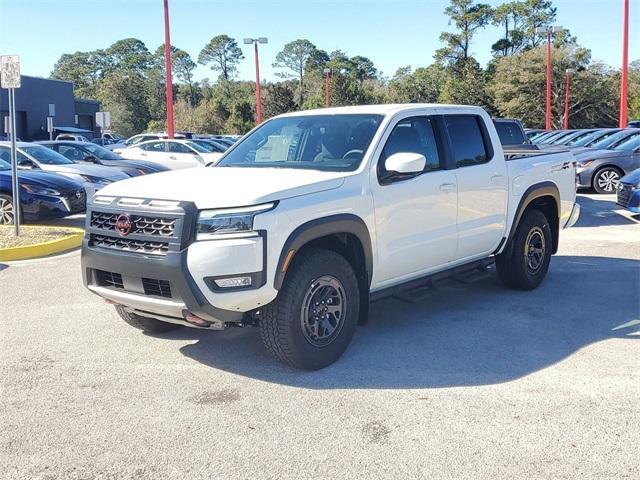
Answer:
xmin=0 ymin=55 xmax=21 ymax=89
xmin=96 ymin=111 xmax=111 ymax=128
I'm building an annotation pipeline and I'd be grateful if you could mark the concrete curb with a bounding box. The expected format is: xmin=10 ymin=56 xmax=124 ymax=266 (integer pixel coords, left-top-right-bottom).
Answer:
xmin=0 ymin=227 xmax=84 ymax=261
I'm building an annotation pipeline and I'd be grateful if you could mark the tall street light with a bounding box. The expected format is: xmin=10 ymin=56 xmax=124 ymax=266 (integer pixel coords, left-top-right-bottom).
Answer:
xmin=163 ymin=0 xmax=175 ymax=138
xmin=564 ymin=69 xmax=575 ymax=129
xmin=536 ymin=25 xmax=565 ymax=130
xmin=244 ymin=37 xmax=268 ymax=124
xmin=323 ymin=68 xmax=332 ymax=107
xmin=620 ymin=0 xmax=629 ymax=128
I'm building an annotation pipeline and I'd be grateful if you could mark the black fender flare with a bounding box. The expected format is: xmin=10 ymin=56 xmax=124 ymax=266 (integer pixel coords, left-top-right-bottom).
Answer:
xmin=273 ymin=214 xmax=373 ymax=291
xmin=503 ymin=181 xmax=561 ymax=254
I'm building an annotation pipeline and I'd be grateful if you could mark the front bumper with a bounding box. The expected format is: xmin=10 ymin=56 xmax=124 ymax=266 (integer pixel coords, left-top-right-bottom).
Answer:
xmin=81 ymin=196 xmax=275 ymax=328
xmin=563 ymin=201 xmax=581 ymax=228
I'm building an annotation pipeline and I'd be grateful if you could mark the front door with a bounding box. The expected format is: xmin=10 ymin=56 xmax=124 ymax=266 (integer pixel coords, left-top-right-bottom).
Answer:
xmin=370 ymin=115 xmax=458 ymax=289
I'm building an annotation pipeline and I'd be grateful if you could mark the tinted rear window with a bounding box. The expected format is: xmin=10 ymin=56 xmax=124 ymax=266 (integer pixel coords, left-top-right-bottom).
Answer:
xmin=445 ymin=116 xmax=489 ymax=167
xmin=494 ymin=121 xmax=527 ymax=145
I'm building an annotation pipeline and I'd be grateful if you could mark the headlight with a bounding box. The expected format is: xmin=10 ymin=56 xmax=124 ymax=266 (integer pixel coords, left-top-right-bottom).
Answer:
xmin=21 ymin=184 xmax=61 ymax=196
xmin=196 ymin=203 xmax=275 ymax=239
xmin=576 ymin=160 xmax=594 ymax=168
xmin=79 ymin=174 xmax=112 ymax=185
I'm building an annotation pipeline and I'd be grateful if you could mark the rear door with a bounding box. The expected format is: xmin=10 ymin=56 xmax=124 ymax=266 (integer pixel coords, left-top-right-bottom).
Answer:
xmin=166 ymin=142 xmax=203 ymax=169
xmin=442 ymin=114 xmax=508 ymax=260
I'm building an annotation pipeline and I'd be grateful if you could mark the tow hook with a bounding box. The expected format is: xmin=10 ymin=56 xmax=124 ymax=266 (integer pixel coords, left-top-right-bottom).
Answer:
xmin=185 ymin=313 xmax=226 ymax=330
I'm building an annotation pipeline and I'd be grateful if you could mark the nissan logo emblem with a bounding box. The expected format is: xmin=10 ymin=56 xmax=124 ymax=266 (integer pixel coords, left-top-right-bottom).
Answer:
xmin=115 ymin=213 xmax=133 ymax=237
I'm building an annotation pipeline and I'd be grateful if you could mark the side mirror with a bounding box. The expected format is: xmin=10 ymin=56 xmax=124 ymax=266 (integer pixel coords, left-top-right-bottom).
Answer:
xmin=384 ymin=152 xmax=426 ymax=175
xmin=17 ymin=160 xmax=35 ymax=170
xmin=84 ymin=155 xmax=98 ymax=163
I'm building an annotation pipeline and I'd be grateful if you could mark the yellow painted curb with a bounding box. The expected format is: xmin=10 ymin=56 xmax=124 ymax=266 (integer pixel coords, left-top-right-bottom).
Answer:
xmin=0 ymin=227 xmax=84 ymax=261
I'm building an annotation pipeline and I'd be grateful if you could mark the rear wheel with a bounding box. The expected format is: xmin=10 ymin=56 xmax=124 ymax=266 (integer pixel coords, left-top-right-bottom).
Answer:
xmin=260 ymin=248 xmax=359 ymax=370
xmin=115 ymin=305 xmax=182 ymax=333
xmin=496 ymin=209 xmax=552 ymax=290
xmin=592 ymin=166 xmax=622 ymax=194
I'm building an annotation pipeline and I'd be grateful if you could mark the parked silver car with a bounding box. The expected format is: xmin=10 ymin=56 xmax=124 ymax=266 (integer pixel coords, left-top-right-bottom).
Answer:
xmin=0 ymin=142 xmax=128 ymax=196
xmin=575 ymin=133 xmax=640 ymax=193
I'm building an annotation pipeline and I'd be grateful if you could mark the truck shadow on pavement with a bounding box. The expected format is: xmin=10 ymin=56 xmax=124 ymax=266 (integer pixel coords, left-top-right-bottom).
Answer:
xmin=172 ymin=255 xmax=639 ymax=389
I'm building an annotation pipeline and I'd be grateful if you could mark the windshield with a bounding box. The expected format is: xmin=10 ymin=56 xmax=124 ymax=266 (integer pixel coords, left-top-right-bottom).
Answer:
xmin=590 ymin=131 xmax=635 ymax=150
xmin=567 ymin=130 xmax=609 ymax=146
xmin=218 ymin=114 xmax=383 ymax=171
xmin=0 ymin=159 xmax=9 ymax=170
xmin=22 ymin=145 xmax=75 ymax=165
xmin=82 ymin=143 xmax=122 ymax=160
xmin=612 ymin=134 xmax=640 ymax=152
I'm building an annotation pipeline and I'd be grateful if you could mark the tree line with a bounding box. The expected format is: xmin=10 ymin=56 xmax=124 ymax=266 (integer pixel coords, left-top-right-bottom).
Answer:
xmin=50 ymin=0 xmax=639 ymax=137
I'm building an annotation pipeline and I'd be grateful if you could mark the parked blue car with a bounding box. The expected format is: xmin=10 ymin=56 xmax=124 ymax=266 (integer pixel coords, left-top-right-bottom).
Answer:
xmin=617 ymin=168 xmax=640 ymax=214
xmin=0 ymin=159 xmax=86 ymax=225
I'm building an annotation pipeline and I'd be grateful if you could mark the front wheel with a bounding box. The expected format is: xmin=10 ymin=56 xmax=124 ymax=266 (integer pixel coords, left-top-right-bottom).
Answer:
xmin=260 ymin=248 xmax=360 ymax=370
xmin=496 ymin=209 xmax=552 ymax=290
xmin=592 ymin=167 xmax=622 ymax=194
xmin=0 ymin=194 xmax=18 ymax=225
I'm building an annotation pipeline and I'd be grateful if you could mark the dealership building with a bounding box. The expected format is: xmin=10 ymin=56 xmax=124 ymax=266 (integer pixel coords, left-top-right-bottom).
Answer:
xmin=0 ymin=75 xmax=100 ymax=141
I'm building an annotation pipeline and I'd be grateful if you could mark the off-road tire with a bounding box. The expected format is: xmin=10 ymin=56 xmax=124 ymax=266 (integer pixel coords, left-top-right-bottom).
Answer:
xmin=496 ymin=209 xmax=552 ymax=290
xmin=115 ymin=305 xmax=182 ymax=333
xmin=260 ymin=248 xmax=360 ymax=370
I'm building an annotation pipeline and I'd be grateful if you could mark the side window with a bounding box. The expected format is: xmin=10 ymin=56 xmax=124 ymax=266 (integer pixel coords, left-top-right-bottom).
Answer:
xmin=168 ymin=142 xmax=192 ymax=154
xmin=378 ymin=116 xmax=442 ymax=180
xmin=141 ymin=141 xmax=165 ymax=152
xmin=58 ymin=145 xmax=83 ymax=161
xmin=444 ymin=115 xmax=489 ymax=168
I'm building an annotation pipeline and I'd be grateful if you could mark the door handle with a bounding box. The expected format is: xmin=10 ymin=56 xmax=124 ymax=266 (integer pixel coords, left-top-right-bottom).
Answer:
xmin=439 ymin=182 xmax=456 ymax=193
xmin=491 ymin=174 xmax=505 ymax=184
xmin=140 ymin=152 xmax=147 ymax=156
xmin=169 ymin=156 xmax=177 ymax=160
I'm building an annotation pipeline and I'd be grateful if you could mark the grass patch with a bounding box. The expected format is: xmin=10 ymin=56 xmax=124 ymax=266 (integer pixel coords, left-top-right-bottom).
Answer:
xmin=0 ymin=225 xmax=82 ymax=249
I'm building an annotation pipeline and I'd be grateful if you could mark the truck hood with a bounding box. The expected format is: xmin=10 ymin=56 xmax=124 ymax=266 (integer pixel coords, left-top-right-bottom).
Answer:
xmin=94 ymin=167 xmax=347 ymax=209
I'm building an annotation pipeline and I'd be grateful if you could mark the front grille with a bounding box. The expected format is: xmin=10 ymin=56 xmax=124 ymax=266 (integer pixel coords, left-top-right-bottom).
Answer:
xmin=617 ymin=184 xmax=633 ymax=208
xmin=90 ymin=212 xmax=176 ymax=237
xmin=90 ymin=234 xmax=169 ymax=255
xmin=95 ymin=269 xmax=124 ymax=289
xmin=142 ymin=278 xmax=172 ymax=298
xmin=64 ymin=190 xmax=86 ymax=213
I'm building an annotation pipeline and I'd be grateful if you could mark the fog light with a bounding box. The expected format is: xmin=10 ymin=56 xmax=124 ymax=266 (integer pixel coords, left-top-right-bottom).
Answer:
xmin=214 ymin=276 xmax=252 ymax=288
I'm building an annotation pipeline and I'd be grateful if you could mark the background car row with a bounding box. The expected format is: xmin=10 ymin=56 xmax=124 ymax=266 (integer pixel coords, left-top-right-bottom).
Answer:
xmin=526 ymin=126 xmax=640 ymax=194
xmin=0 ymin=132 xmax=238 ymax=225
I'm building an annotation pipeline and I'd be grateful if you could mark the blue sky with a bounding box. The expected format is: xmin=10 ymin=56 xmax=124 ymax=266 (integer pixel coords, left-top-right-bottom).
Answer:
xmin=0 ymin=0 xmax=638 ymax=83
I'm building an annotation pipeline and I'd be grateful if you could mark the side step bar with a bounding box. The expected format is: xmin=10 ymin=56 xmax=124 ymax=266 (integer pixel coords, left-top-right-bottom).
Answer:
xmin=370 ymin=258 xmax=494 ymax=304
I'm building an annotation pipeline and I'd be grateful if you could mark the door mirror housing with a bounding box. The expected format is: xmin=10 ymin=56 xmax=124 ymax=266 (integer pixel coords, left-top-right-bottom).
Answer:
xmin=384 ymin=152 xmax=426 ymax=174
xmin=17 ymin=159 xmax=36 ymax=170
xmin=84 ymin=155 xmax=98 ymax=163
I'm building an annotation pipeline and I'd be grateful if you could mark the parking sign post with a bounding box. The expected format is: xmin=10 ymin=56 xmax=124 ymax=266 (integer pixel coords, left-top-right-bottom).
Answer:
xmin=1 ymin=55 xmax=21 ymax=236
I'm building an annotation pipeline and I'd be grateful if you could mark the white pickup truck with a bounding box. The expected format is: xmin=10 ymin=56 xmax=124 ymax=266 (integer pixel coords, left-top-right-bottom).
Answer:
xmin=81 ymin=104 xmax=580 ymax=369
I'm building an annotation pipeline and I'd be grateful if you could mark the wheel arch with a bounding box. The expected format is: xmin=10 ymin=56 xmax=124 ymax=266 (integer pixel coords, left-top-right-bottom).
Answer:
xmin=504 ymin=182 xmax=561 ymax=255
xmin=273 ymin=214 xmax=373 ymax=325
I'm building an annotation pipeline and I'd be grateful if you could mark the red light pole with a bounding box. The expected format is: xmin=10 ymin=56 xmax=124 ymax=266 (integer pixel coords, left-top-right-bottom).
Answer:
xmin=563 ymin=69 xmax=575 ymax=129
xmin=163 ymin=0 xmax=174 ymax=138
xmin=536 ymin=26 xmax=565 ymax=130
xmin=323 ymin=68 xmax=332 ymax=107
xmin=244 ymin=37 xmax=268 ymax=124
xmin=620 ymin=0 xmax=629 ymax=128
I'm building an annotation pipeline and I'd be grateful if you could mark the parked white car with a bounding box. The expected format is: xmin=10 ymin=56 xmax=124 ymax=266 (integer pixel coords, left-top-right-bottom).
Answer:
xmin=119 ymin=139 xmax=223 ymax=169
xmin=82 ymin=104 xmax=579 ymax=369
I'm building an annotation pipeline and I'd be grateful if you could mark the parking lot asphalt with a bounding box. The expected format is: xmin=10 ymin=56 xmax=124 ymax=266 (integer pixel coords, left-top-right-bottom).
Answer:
xmin=1 ymin=193 xmax=638 ymax=480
